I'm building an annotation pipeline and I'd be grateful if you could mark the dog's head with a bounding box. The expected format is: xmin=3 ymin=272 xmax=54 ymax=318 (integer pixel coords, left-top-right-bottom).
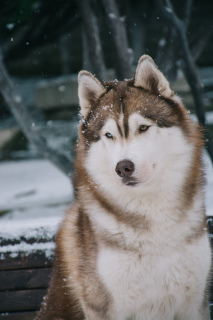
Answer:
xmin=77 ymin=55 xmax=202 ymax=193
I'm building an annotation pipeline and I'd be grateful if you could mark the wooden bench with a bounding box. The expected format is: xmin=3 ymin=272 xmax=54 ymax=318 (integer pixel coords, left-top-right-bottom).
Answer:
xmin=1 ymin=217 xmax=213 ymax=320
xmin=0 ymin=221 xmax=55 ymax=320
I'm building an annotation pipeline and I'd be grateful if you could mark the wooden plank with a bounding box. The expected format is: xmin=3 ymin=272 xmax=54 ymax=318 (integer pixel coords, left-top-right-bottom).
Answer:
xmin=207 ymin=216 xmax=213 ymax=234
xmin=0 ymin=252 xmax=53 ymax=270
xmin=0 ymin=289 xmax=47 ymax=313
xmin=210 ymin=303 xmax=213 ymax=320
xmin=0 ymin=236 xmax=55 ymax=247
xmin=210 ymin=276 xmax=213 ymax=304
xmin=0 ymin=268 xmax=52 ymax=291
xmin=0 ymin=311 xmax=37 ymax=320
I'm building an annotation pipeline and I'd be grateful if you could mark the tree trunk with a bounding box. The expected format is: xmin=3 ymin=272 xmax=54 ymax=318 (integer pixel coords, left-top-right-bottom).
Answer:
xmin=59 ymin=35 xmax=71 ymax=75
xmin=78 ymin=0 xmax=106 ymax=81
xmin=126 ymin=0 xmax=147 ymax=65
xmin=101 ymin=0 xmax=133 ymax=79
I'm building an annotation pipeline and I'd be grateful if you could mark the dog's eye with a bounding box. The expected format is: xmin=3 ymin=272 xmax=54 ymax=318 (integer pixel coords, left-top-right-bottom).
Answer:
xmin=105 ymin=132 xmax=113 ymax=139
xmin=139 ymin=125 xmax=149 ymax=133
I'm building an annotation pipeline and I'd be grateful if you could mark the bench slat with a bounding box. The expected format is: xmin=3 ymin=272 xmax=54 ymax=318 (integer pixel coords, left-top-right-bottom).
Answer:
xmin=0 ymin=289 xmax=47 ymax=313
xmin=0 ymin=252 xmax=53 ymax=271
xmin=0 ymin=268 xmax=51 ymax=291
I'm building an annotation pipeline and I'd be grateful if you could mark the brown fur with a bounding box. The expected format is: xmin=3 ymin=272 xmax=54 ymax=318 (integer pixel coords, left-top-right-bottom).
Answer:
xmin=37 ymin=204 xmax=112 ymax=320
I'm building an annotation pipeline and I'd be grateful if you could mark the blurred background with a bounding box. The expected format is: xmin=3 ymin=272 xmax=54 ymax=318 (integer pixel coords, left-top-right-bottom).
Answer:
xmin=0 ymin=0 xmax=213 ymax=222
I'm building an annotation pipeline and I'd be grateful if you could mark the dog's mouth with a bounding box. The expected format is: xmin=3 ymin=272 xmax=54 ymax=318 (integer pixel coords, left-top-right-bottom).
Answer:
xmin=122 ymin=177 xmax=139 ymax=187
xmin=125 ymin=181 xmax=139 ymax=186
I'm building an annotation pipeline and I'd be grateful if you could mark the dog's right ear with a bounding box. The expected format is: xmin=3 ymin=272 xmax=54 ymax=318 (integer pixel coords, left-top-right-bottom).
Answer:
xmin=78 ymin=71 xmax=106 ymax=118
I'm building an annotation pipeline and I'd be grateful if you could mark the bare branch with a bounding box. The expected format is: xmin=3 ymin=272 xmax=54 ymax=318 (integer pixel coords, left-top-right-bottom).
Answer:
xmin=77 ymin=0 xmax=106 ymax=81
xmin=156 ymin=0 xmax=213 ymax=162
xmin=191 ymin=27 xmax=213 ymax=62
xmin=182 ymin=0 xmax=193 ymax=28
xmin=101 ymin=0 xmax=133 ymax=79
xmin=0 ymin=49 xmax=73 ymax=176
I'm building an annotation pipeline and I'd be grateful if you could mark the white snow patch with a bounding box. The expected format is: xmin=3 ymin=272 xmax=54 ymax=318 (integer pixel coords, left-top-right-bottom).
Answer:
xmin=6 ymin=23 xmax=15 ymax=30
xmin=0 ymin=157 xmax=74 ymax=258
xmin=14 ymin=95 xmax=22 ymax=103
xmin=0 ymin=242 xmax=55 ymax=259
xmin=108 ymin=13 xmax=116 ymax=19
xmin=165 ymin=7 xmax=172 ymax=13
xmin=0 ymin=204 xmax=68 ymax=221
xmin=0 ymin=159 xmax=73 ymax=212
xmin=190 ymin=112 xmax=213 ymax=125
xmin=159 ymin=38 xmax=166 ymax=47
xmin=0 ymin=216 xmax=61 ymax=240
xmin=58 ymin=85 xmax=66 ymax=92
xmin=206 ymin=111 xmax=213 ymax=125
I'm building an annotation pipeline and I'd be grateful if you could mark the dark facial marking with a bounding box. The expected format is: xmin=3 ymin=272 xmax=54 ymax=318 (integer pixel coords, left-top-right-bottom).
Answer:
xmin=81 ymin=113 xmax=105 ymax=144
xmin=116 ymin=123 xmax=123 ymax=137
xmin=123 ymin=117 xmax=129 ymax=138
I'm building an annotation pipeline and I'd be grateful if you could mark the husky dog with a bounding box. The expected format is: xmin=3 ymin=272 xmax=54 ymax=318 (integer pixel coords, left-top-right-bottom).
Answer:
xmin=37 ymin=55 xmax=211 ymax=320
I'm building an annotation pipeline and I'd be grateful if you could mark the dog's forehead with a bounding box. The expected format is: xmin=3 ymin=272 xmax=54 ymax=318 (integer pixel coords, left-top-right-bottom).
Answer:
xmin=99 ymin=82 xmax=183 ymax=129
xmin=92 ymin=84 xmax=140 ymax=127
xmin=98 ymin=82 xmax=161 ymax=118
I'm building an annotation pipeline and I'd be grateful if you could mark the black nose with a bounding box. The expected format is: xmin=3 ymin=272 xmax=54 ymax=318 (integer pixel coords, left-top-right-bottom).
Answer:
xmin=115 ymin=160 xmax=135 ymax=177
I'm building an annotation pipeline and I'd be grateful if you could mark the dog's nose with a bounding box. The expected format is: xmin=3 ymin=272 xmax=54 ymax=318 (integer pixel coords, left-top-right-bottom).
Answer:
xmin=115 ymin=160 xmax=135 ymax=177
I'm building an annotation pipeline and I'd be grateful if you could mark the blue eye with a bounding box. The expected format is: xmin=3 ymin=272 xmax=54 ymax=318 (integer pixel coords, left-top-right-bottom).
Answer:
xmin=139 ymin=125 xmax=149 ymax=132
xmin=105 ymin=132 xmax=113 ymax=139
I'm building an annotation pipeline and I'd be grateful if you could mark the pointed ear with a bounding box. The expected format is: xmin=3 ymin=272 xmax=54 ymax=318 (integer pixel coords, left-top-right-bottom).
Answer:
xmin=78 ymin=71 xmax=106 ymax=117
xmin=134 ymin=55 xmax=173 ymax=98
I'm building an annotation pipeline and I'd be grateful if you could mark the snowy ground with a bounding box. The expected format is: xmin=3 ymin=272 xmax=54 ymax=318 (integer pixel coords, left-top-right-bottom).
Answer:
xmin=0 ymin=159 xmax=74 ymax=257
xmin=0 ymin=159 xmax=74 ymax=233
xmin=0 ymin=154 xmax=212 ymax=229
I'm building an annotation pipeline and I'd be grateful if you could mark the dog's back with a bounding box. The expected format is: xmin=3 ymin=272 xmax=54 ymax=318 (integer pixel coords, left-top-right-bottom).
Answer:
xmin=37 ymin=55 xmax=211 ymax=320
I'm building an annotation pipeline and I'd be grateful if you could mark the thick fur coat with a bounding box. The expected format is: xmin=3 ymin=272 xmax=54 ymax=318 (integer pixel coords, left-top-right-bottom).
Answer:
xmin=37 ymin=55 xmax=211 ymax=320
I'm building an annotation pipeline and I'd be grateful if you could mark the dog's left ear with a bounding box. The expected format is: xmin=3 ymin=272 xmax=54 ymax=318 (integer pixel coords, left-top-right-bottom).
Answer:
xmin=78 ymin=71 xmax=106 ymax=118
xmin=134 ymin=55 xmax=173 ymax=98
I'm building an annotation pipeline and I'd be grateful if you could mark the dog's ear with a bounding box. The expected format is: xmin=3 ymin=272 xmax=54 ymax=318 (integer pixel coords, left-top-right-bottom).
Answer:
xmin=78 ymin=71 xmax=106 ymax=117
xmin=134 ymin=55 xmax=173 ymax=98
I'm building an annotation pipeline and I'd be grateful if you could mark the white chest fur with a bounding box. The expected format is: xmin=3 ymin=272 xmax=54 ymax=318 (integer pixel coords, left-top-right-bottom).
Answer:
xmin=97 ymin=232 xmax=211 ymax=320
